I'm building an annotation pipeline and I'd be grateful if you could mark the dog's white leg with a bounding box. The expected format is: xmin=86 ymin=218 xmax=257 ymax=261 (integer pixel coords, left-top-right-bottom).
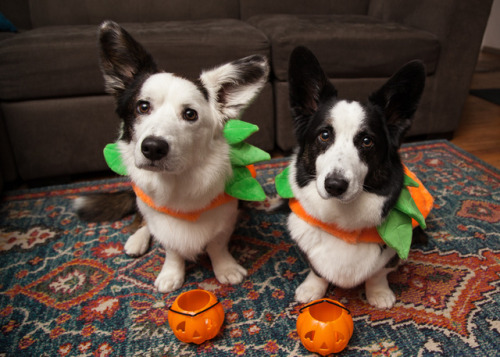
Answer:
xmin=206 ymin=236 xmax=247 ymax=285
xmin=295 ymin=270 xmax=329 ymax=303
xmin=124 ymin=225 xmax=151 ymax=257
xmin=154 ymin=250 xmax=185 ymax=293
xmin=365 ymin=268 xmax=396 ymax=309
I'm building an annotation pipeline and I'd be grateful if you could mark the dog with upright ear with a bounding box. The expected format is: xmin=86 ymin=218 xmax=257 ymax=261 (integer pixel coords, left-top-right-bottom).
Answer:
xmin=199 ymin=54 xmax=270 ymax=122
xmin=75 ymin=21 xmax=271 ymax=293
xmin=288 ymin=46 xmax=338 ymax=143
xmin=368 ymin=61 xmax=426 ymax=148
xmin=283 ymin=46 xmax=430 ymax=309
xmin=98 ymin=21 xmax=269 ymax=136
xmin=99 ymin=21 xmax=158 ymax=96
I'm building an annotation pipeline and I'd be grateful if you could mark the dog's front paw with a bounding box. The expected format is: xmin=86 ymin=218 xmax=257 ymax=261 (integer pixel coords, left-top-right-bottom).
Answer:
xmin=214 ymin=263 xmax=247 ymax=285
xmin=366 ymin=288 xmax=396 ymax=309
xmin=295 ymin=272 xmax=329 ymax=304
xmin=124 ymin=226 xmax=150 ymax=257
xmin=154 ymin=271 xmax=184 ymax=293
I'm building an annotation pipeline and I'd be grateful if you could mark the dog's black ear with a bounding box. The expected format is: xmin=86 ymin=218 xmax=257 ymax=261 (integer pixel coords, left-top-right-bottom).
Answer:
xmin=199 ymin=55 xmax=269 ymax=122
xmin=288 ymin=46 xmax=337 ymax=139
xmin=369 ymin=60 xmax=426 ymax=147
xmin=99 ymin=21 xmax=157 ymax=95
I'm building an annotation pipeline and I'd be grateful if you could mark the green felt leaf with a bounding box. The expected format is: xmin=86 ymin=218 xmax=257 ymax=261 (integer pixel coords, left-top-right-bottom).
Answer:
xmin=403 ymin=173 xmax=419 ymax=188
xmin=229 ymin=142 xmax=271 ymax=166
xmin=394 ymin=187 xmax=426 ymax=229
xmin=223 ymin=120 xmax=259 ymax=145
xmin=103 ymin=143 xmax=128 ymax=176
xmin=225 ymin=166 xmax=266 ymax=201
xmin=377 ymin=209 xmax=413 ymax=259
xmin=275 ymin=166 xmax=294 ymax=199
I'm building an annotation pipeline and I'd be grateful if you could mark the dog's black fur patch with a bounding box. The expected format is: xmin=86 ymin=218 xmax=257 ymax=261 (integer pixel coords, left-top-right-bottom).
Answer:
xmin=216 ymin=55 xmax=268 ymax=113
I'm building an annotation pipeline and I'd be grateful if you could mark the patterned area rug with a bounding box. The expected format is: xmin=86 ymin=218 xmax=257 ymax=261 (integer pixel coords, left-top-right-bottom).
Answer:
xmin=0 ymin=140 xmax=499 ymax=356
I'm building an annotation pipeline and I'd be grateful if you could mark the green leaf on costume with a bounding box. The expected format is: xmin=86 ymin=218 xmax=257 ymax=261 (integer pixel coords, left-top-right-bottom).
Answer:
xmin=394 ymin=187 xmax=426 ymax=229
xmin=229 ymin=142 xmax=271 ymax=167
xmin=376 ymin=209 xmax=413 ymax=259
xmin=225 ymin=166 xmax=266 ymax=201
xmin=223 ymin=119 xmax=271 ymax=201
xmin=403 ymin=173 xmax=419 ymax=188
xmin=223 ymin=119 xmax=259 ymax=144
xmin=103 ymin=143 xmax=127 ymax=176
xmin=275 ymin=166 xmax=294 ymax=199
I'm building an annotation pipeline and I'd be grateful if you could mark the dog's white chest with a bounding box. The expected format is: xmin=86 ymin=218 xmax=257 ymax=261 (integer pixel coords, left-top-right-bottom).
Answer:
xmin=139 ymin=199 xmax=238 ymax=260
xmin=288 ymin=213 xmax=394 ymax=288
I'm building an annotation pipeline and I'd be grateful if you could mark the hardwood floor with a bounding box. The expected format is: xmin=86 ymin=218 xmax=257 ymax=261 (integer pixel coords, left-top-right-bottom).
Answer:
xmin=450 ymin=50 xmax=500 ymax=169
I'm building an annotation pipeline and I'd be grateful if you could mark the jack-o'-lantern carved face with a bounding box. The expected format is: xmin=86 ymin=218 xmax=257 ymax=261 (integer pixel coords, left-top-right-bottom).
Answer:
xmin=296 ymin=299 xmax=354 ymax=355
xmin=168 ymin=289 xmax=224 ymax=344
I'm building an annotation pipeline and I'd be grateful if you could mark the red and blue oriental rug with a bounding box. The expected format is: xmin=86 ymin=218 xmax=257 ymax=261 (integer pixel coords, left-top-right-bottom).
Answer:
xmin=0 ymin=140 xmax=499 ymax=356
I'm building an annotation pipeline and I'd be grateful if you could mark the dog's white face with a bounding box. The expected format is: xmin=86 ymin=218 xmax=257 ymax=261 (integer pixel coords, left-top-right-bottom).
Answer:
xmin=314 ymin=100 xmax=370 ymax=203
xmin=98 ymin=21 xmax=269 ymax=182
xmin=124 ymin=73 xmax=218 ymax=174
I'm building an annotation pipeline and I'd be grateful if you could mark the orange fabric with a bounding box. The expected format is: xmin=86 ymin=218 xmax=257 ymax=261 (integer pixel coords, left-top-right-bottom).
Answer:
xmin=289 ymin=166 xmax=433 ymax=244
xmin=404 ymin=166 xmax=434 ymax=228
xmin=289 ymin=198 xmax=383 ymax=244
xmin=132 ymin=184 xmax=236 ymax=222
xmin=247 ymin=164 xmax=257 ymax=178
xmin=131 ymin=164 xmax=255 ymax=222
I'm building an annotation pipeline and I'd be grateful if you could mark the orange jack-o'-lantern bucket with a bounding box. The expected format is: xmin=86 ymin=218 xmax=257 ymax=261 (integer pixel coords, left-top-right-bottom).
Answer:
xmin=296 ymin=299 xmax=354 ymax=355
xmin=168 ymin=289 xmax=225 ymax=344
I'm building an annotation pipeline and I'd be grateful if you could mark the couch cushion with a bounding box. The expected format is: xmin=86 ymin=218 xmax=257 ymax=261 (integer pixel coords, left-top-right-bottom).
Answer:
xmin=248 ymin=14 xmax=440 ymax=81
xmin=240 ymin=0 xmax=370 ymax=19
xmin=29 ymin=0 xmax=239 ymax=27
xmin=0 ymin=19 xmax=270 ymax=101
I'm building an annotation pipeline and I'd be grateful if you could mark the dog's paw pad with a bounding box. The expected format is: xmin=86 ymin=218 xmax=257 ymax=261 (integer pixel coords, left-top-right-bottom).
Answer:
xmin=366 ymin=289 xmax=396 ymax=309
xmin=154 ymin=272 xmax=184 ymax=293
xmin=214 ymin=264 xmax=247 ymax=285
xmin=295 ymin=282 xmax=327 ymax=304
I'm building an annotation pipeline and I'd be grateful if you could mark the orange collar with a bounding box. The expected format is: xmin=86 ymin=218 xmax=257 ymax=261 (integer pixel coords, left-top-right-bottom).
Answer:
xmin=132 ymin=183 xmax=236 ymax=222
xmin=289 ymin=198 xmax=384 ymax=244
xmin=288 ymin=166 xmax=433 ymax=245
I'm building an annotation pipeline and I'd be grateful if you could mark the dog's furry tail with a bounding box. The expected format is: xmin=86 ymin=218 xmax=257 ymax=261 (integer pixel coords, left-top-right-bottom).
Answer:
xmin=73 ymin=191 xmax=136 ymax=222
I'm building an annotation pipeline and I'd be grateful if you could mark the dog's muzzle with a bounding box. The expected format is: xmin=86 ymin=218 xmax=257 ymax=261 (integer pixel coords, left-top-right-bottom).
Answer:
xmin=141 ymin=136 xmax=169 ymax=161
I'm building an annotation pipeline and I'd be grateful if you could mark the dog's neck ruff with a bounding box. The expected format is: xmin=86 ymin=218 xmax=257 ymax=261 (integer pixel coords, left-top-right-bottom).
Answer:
xmin=280 ymin=165 xmax=433 ymax=257
xmin=289 ymin=198 xmax=384 ymax=244
xmin=132 ymin=183 xmax=235 ymax=222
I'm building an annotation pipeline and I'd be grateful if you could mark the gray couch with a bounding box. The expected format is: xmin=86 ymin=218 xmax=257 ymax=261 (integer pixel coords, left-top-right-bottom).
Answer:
xmin=0 ymin=0 xmax=493 ymax=187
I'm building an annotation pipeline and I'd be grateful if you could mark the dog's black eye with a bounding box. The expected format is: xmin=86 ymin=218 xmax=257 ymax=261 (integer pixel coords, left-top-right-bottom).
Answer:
xmin=136 ymin=101 xmax=151 ymax=115
xmin=318 ymin=130 xmax=331 ymax=143
xmin=183 ymin=108 xmax=198 ymax=121
xmin=362 ymin=136 xmax=374 ymax=148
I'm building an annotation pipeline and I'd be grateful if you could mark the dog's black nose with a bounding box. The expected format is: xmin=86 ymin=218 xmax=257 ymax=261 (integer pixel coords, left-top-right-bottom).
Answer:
xmin=141 ymin=136 xmax=169 ymax=161
xmin=325 ymin=175 xmax=349 ymax=197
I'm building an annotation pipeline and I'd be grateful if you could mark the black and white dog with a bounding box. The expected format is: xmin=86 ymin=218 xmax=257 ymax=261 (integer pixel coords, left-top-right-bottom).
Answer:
xmin=75 ymin=21 xmax=269 ymax=293
xmin=285 ymin=47 xmax=426 ymax=309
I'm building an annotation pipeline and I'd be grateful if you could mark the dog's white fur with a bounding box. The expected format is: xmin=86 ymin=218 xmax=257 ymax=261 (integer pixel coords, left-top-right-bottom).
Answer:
xmin=289 ymin=102 xmax=397 ymax=308
xmin=94 ymin=21 xmax=269 ymax=293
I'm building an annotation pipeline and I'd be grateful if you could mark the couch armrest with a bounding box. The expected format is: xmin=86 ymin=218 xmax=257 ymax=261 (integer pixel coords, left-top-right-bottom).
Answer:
xmin=368 ymin=0 xmax=457 ymax=40
xmin=0 ymin=108 xmax=18 ymax=184
xmin=370 ymin=0 xmax=493 ymax=134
